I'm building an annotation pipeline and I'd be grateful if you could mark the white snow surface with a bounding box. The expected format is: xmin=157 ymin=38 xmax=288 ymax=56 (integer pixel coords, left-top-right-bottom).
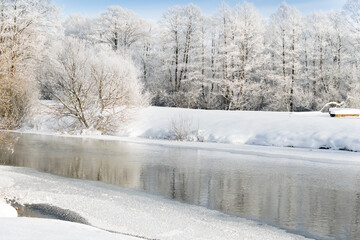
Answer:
xmin=0 ymin=179 xmax=135 ymax=240
xmin=25 ymin=103 xmax=360 ymax=151
xmin=329 ymin=108 xmax=360 ymax=115
xmin=0 ymin=166 xmax=309 ymax=240
xmin=0 ymin=201 xmax=17 ymax=218
xmin=0 ymin=183 xmax=134 ymax=239
xmin=0 ymin=218 xmax=136 ymax=240
xmin=123 ymin=107 xmax=360 ymax=151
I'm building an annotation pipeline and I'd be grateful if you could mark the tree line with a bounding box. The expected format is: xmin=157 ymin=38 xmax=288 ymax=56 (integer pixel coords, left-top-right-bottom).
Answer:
xmin=63 ymin=1 xmax=360 ymax=112
xmin=1 ymin=0 xmax=360 ymax=131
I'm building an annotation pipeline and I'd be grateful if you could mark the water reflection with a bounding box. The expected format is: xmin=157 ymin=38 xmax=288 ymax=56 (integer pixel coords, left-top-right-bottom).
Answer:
xmin=0 ymin=131 xmax=19 ymax=164
xmin=1 ymin=133 xmax=360 ymax=239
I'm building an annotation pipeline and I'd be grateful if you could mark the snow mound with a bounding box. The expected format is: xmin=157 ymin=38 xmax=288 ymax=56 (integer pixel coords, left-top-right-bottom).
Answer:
xmin=0 ymin=201 xmax=17 ymax=217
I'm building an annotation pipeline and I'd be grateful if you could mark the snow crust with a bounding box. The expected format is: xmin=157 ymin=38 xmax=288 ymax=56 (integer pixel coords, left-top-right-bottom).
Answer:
xmin=25 ymin=104 xmax=360 ymax=151
xmin=0 ymin=176 xmax=132 ymax=239
xmin=0 ymin=166 xmax=309 ymax=240
xmin=0 ymin=218 xmax=136 ymax=240
xmin=0 ymin=177 xmax=18 ymax=217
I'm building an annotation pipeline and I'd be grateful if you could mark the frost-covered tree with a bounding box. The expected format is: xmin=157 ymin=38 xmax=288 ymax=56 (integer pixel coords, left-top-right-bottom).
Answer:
xmin=215 ymin=3 xmax=234 ymax=110
xmin=266 ymin=3 xmax=303 ymax=111
xmin=343 ymin=0 xmax=360 ymax=55
xmin=307 ymin=13 xmax=332 ymax=108
xmin=228 ymin=2 xmax=265 ymax=110
xmin=328 ymin=11 xmax=348 ymax=95
xmin=40 ymin=38 xmax=146 ymax=134
xmin=156 ymin=4 xmax=205 ymax=107
xmin=202 ymin=2 xmax=266 ymax=110
xmin=0 ymin=0 xmax=57 ymax=129
xmin=63 ymin=14 xmax=95 ymax=42
xmin=301 ymin=11 xmax=353 ymax=110
xmin=0 ymin=0 xmax=360 ymax=115
xmin=93 ymin=6 xmax=154 ymax=89
xmin=132 ymin=21 xmax=155 ymax=84
xmin=343 ymin=0 xmax=360 ymax=107
xmin=95 ymin=6 xmax=150 ymax=54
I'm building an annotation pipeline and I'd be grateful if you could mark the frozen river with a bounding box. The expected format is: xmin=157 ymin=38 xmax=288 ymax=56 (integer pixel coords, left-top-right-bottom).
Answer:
xmin=1 ymin=132 xmax=360 ymax=239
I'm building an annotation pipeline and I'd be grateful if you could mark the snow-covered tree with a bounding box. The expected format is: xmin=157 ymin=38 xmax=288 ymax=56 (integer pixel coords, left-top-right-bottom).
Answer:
xmin=93 ymin=6 xmax=154 ymax=90
xmin=63 ymin=14 xmax=95 ymax=42
xmin=95 ymin=6 xmax=150 ymax=54
xmin=213 ymin=3 xmax=233 ymax=110
xmin=343 ymin=0 xmax=360 ymax=107
xmin=0 ymin=0 xmax=57 ymax=129
xmin=156 ymin=4 xmax=205 ymax=107
xmin=228 ymin=2 xmax=265 ymax=110
xmin=40 ymin=38 xmax=146 ymax=134
xmin=266 ymin=3 xmax=303 ymax=111
xmin=5 ymin=0 xmax=357 ymax=115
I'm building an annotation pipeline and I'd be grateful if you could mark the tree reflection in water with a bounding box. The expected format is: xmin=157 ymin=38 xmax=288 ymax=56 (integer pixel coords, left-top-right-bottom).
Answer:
xmin=0 ymin=131 xmax=19 ymax=164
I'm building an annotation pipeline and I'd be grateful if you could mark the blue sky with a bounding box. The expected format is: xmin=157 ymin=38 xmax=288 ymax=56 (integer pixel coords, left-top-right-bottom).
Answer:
xmin=54 ymin=0 xmax=347 ymax=20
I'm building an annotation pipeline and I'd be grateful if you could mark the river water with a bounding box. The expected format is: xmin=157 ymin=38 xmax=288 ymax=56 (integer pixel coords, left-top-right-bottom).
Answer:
xmin=1 ymin=132 xmax=360 ymax=240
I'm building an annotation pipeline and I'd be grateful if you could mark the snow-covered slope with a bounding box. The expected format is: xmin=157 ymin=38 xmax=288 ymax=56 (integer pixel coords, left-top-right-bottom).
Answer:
xmin=26 ymin=103 xmax=360 ymax=151
xmin=122 ymin=107 xmax=360 ymax=151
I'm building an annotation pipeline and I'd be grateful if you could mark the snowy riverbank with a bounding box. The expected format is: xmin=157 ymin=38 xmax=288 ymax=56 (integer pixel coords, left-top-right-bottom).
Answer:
xmin=0 ymin=199 xmax=17 ymax=218
xmin=26 ymin=103 xmax=360 ymax=152
xmin=0 ymin=178 xmax=136 ymax=240
xmin=0 ymin=166 xmax=309 ymax=240
xmin=0 ymin=218 xmax=137 ymax=240
xmin=4 ymin=104 xmax=360 ymax=239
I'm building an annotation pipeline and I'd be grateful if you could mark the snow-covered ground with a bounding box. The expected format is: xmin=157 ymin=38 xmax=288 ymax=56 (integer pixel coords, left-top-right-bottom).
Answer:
xmin=0 ymin=176 xmax=136 ymax=240
xmin=122 ymin=107 xmax=360 ymax=152
xmin=0 ymin=166 xmax=309 ymax=240
xmin=1 ymin=196 xmax=135 ymax=240
xmin=26 ymin=103 xmax=360 ymax=151
xmin=0 ymin=200 xmax=17 ymax=218
xmin=0 ymin=218 xmax=137 ymax=240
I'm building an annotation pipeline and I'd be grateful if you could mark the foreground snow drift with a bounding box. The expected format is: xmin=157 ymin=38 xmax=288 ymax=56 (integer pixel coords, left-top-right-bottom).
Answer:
xmin=0 ymin=192 xmax=134 ymax=239
xmin=27 ymin=104 xmax=360 ymax=151
xmin=0 ymin=201 xmax=17 ymax=217
xmin=0 ymin=192 xmax=134 ymax=240
xmin=0 ymin=166 xmax=309 ymax=240
xmin=0 ymin=218 xmax=136 ymax=240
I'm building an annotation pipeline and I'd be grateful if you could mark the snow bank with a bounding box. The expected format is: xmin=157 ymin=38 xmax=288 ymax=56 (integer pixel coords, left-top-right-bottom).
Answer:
xmin=0 ymin=174 xmax=134 ymax=240
xmin=25 ymin=103 xmax=360 ymax=151
xmin=0 ymin=166 xmax=309 ymax=240
xmin=0 ymin=170 xmax=133 ymax=240
xmin=0 ymin=176 xmax=17 ymax=217
xmin=0 ymin=218 xmax=136 ymax=240
xmin=121 ymin=107 xmax=360 ymax=151
xmin=0 ymin=201 xmax=17 ymax=217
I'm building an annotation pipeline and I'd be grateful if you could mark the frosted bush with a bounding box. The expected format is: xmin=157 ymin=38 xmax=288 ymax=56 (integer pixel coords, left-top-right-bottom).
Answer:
xmin=39 ymin=38 xmax=147 ymax=134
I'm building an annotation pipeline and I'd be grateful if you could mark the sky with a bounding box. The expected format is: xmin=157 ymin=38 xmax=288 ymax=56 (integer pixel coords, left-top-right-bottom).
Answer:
xmin=53 ymin=0 xmax=347 ymax=21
